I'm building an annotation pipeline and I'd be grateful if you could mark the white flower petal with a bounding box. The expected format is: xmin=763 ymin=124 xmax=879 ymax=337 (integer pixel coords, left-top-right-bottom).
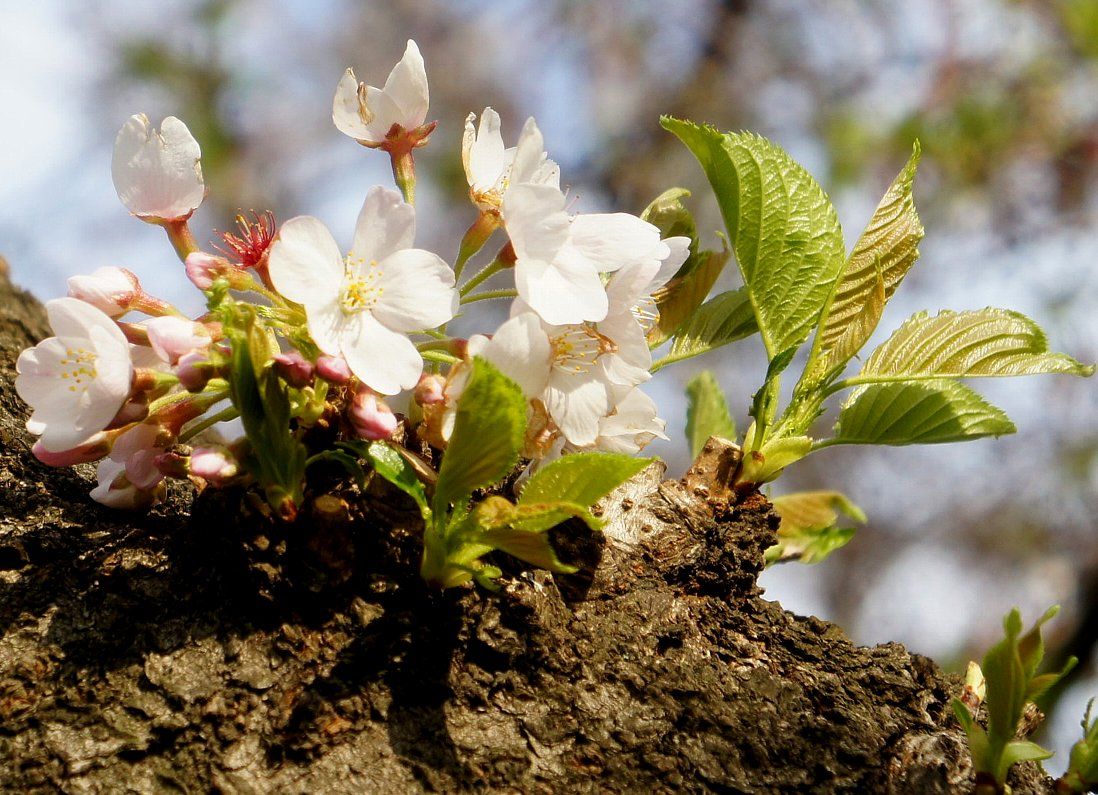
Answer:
xmin=652 ymin=235 xmax=692 ymax=292
xmin=111 ymin=114 xmax=204 ymax=220
xmin=373 ymin=249 xmax=455 ymax=332
xmin=568 ymin=213 xmax=668 ymax=273
xmin=332 ymin=68 xmax=373 ymax=141
xmin=382 ymin=40 xmax=429 ymax=129
xmin=305 ymin=295 xmax=345 ymax=356
xmin=351 ymin=186 xmax=416 ymax=263
xmin=605 ymin=260 xmax=663 ymax=314
xmin=597 ymin=313 xmax=652 ymax=388
xmin=502 ymin=183 xmax=570 ymax=263
xmin=340 ymin=313 xmax=422 ymax=395
xmin=510 ymin=117 xmax=549 ymax=186
xmin=464 ymin=107 xmax=507 ymax=192
xmin=545 ymin=372 xmax=611 ymax=447
xmin=515 ymin=254 xmax=608 ymax=326
xmin=46 ymin=297 xmax=127 ymax=348
xmin=361 ymin=86 xmax=404 ymax=140
xmin=267 ymin=216 xmax=343 ymax=307
xmin=469 ymin=313 xmax=551 ymax=399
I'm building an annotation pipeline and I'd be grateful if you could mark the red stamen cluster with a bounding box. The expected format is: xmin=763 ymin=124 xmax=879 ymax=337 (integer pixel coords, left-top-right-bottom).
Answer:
xmin=216 ymin=211 xmax=277 ymax=274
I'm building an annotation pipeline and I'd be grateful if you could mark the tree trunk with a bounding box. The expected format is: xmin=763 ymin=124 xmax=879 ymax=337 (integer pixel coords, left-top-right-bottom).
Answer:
xmin=0 ymin=270 xmax=1053 ymax=793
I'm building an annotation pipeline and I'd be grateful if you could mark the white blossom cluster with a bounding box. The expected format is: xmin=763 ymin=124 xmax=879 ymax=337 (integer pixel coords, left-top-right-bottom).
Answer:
xmin=15 ymin=40 xmax=678 ymax=511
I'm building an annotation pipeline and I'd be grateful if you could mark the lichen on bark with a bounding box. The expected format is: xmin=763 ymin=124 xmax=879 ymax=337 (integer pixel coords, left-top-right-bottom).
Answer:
xmin=0 ymin=271 xmax=1054 ymax=792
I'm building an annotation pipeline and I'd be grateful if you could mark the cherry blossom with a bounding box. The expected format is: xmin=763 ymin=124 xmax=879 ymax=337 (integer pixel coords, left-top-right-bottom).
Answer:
xmin=111 ymin=114 xmax=204 ymax=222
xmin=501 ymin=183 xmax=674 ymax=326
xmin=266 ymin=186 xmax=456 ymax=395
xmin=462 ymin=111 xmax=559 ymax=213
xmin=16 ymin=298 xmax=134 ymax=453
xmin=333 ymin=40 xmax=430 ymax=147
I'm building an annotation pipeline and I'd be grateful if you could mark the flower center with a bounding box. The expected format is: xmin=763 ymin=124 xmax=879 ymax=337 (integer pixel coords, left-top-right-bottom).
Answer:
xmin=550 ymin=324 xmax=617 ymax=375
xmin=59 ymin=347 xmax=98 ymax=392
xmin=340 ymin=255 xmax=384 ymax=314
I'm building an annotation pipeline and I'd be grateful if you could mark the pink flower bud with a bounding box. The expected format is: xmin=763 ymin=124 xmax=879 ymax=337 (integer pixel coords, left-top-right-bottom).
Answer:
xmin=32 ymin=432 xmax=113 ymax=467
xmin=414 ymin=373 xmax=446 ymax=406
xmin=176 ymin=350 xmax=213 ymax=392
xmin=185 ymin=252 xmax=226 ymax=290
xmin=145 ymin=316 xmax=211 ymax=365
xmin=189 ymin=446 xmax=239 ymax=486
xmin=316 ymin=354 xmax=352 ymax=385
xmin=349 ymin=387 xmax=398 ymax=441
xmin=67 ymin=267 xmax=141 ymax=317
xmin=273 ymin=351 xmax=314 ymax=388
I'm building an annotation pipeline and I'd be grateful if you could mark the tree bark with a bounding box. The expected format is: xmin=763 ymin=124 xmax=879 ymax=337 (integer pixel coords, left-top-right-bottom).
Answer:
xmin=0 ymin=271 xmax=1053 ymax=793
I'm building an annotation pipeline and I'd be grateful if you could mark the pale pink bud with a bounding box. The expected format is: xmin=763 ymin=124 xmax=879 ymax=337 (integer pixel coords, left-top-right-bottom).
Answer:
xmin=349 ymin=388 xmax=398 ymax=441
xmin=185 ymin=252 xmax=224 ymax=290
xmin=414 ymin=373 xmax=446 ymax=406
xmin=273 ymin=351 xmax=314 ymax=388
xmin=176 ymin=350 xmax=213 ymax=392
xmin=32 ymin=433 xmax=113 ymax=467
xmin=316 ymin=354 xmax=352 ymax=384
xmin=189 ymin=446 xmax=239 ymax=485
xmin=146 ymin=316 xmax=211 ymax=365
xmin=67 ymin=267 xmax=141 ymax=317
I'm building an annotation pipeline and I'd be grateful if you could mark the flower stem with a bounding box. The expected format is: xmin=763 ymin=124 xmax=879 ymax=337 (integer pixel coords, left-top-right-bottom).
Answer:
xmin=459 ymin=258 xmax=504 ymax=297
xmin=461 ymin=288 xmax=517 ymax=305
xmin=162 ymin=218 xmax=199 ymax=262
xmin=416 ymin=339 xmax=454 ymax=352
xmin=179 ymin=404 xmax=241 ymax=444
xmin=421 ymin=350 xmax=461 ymax=365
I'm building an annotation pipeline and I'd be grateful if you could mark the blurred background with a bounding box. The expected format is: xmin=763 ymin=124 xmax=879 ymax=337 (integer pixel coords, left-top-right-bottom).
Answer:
xmin=0 ymin=0 xmax=1094 ymax=766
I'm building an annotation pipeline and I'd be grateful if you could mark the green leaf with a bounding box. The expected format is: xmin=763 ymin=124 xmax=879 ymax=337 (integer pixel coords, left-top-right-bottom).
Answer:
xmin=662 ymin=287 xmax=757 ymax=365
xmin=433 ymin=357 xmax=526 ymax=516
xmin=833 ymin=379 xmax=1015 ymax=446
xmin=476 ymin=496 xmax=600 ymax=534
xmin=999 ymin=740 xmax=1054 ymax=780
xmin=685 ymin=371 xmax=737 ymax=458
xmin=766 ymin=490 xmax=866 ymax=566
xmin=737 ymin=434 xmax=812 ymax=486
xmin=361 ymin=441 xmax=430 ymax=516
xmin=662 ymin=117 xmax=846 ymax=358
xmin=982 ymin=609 xmax=1028 ymax=772
xmin=953 ymin=698 xmax=991 ymax=774
xmin=651 ymin=246 xmax=731 ymax=349
xmin=816 ymin=142 xmax=923 ymax=358
xmin=812 ymin=258 xmax=885 ymax=382
xmin=224 ymin=308 xmax=306 ymax=517
xmin=856 ymin=309 xmax=1095 ymax=382
xmin=478 ymin=527 xmax=578 ymax=574
xmin=1064 ymin=700 xmax=1098 ymax=791
xmin=518 ymin=452 xmax=651 ymax=511
xmin=640 ymin=187 xmax=698 ymax=244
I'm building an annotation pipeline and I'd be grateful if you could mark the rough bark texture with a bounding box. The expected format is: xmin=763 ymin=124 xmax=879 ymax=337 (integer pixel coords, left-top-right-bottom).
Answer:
xmin=0 ymin=272 xmax=1054 ymax=793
